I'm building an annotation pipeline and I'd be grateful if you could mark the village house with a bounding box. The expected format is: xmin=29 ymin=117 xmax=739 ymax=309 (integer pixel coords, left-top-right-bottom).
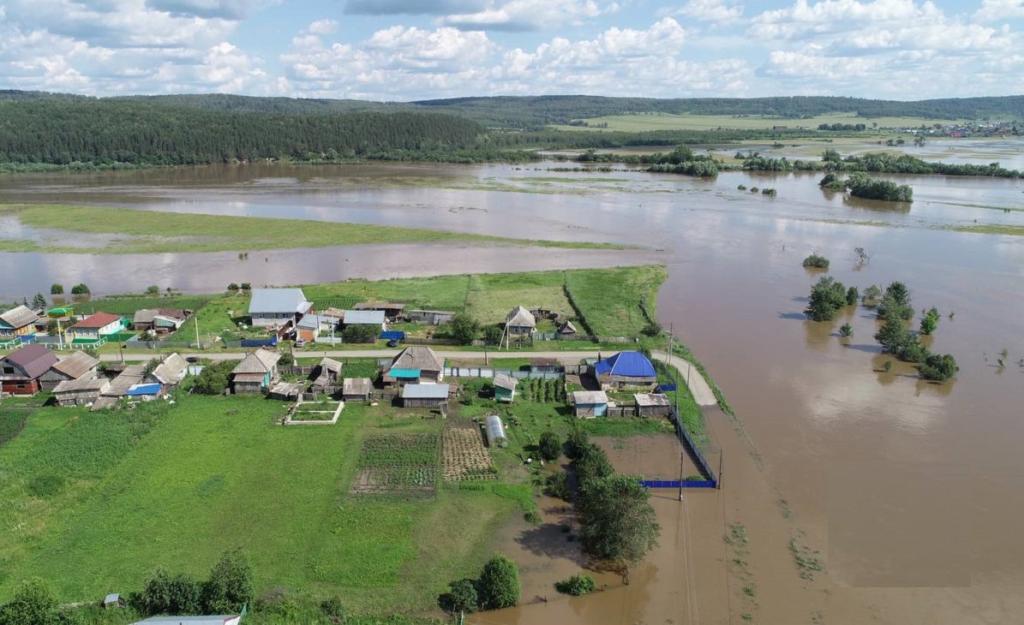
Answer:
xmin=571 ymin=390 xmax=609 ymax=418
xmin=0 ymin=305 xmax=40 ymax=341
xmin=231 ymin=348 xmax=282 ymax=394
xmin=384 ymin=346 xmax=444 ymax=386
xmin=91 ymin=364 xmax=147 ymax=411
xmin=353 ymin=301 xmax=405 ymax=321
xmin=0 ymin=344 xmax=59 ymax=395
xmin=295 ymin=314 xmax=321 ymax=343
xmin=342 ymin=309 xmax=387 ymax=331
xmin=67 ymin=312 xmax=125 ymax=344
xmin=248 ymin=288 xmax=312 ymax=332
xmin=492 ymin=373 xmax=517 ymax=403
xmin=635 ymin=393 xmax=672 ymax=417
xmin=405 ymin=309 xmax=456 ymax=325
xmin=558 ymin=320 xmax=578 ymax=338
xmin=150 ymin=353 xmax=188 ymax=387
xmin=311 ymin=357 xmax=342 ymax=392
xmin=593 ymin=351 xmax=658 ymax=390
xmin=318 ymin=307 xmax=345 ymax=329
xmin=504 ymin=306 xmax=537 ymax=337
xmin=52 ymin=377 xmax=111 ymax=407
xmin=132 ymin=308 xmax=190 ymax=333
xmin=39 ymin=350 xmax=100 ymax=390
xmin=401 ymin=383 xmax=450 ymax=409
xmin=342 ymin=377 xmax=372 ymax=401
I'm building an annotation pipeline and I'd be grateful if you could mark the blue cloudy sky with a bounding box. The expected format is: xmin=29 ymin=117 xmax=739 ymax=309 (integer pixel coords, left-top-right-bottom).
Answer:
xmin=0 ymin=0 xmax=1022 ymax=100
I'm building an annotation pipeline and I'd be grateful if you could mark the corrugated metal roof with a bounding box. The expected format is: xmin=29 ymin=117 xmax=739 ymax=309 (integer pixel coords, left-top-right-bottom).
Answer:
xmin=2 ymin=344 xmax=58 ymax=378
xmin=343 ymin=310 xmax=385 ymax=325
xmin=152 ymin=353 xmax=188 ymax=385
xmin=388 ymin=367 xmax=420 ymax=379
xmin=635 ymin=393 xmax=670 ymax=407
xmin=0 ymin=305 xmax=39 ymax=329
xmin=492 ymin=373 xmax=517 ymax=391
xmin=401 ymin=383 xmax=450 ymax=399
xmin=131 ymin=616 xmax=240 ymax=625
xmin=594 ymin=351 xmax=657 ymax=378
xmin=71 ymin=312 xmax=122 ymax=330
xmin=343 ymin=377 xmax=371 ymax=394
xmin=126 ymin=383 xmax=162 ymax=397
xmin=51 ymin=350 xmax=99 ymax=379
xmin=296 ymin=315 xmax=320 ymax=329
xmin=53 ymin=377 xmax=109 ymax=394
xmin=248 ymin=288 xmax=310 ymax=315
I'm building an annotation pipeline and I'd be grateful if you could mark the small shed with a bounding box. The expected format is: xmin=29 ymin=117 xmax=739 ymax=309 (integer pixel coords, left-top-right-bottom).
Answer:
xmin=401 ymin=383 xmax=450 ymax=408
xmin=558 ymin=320 xmax=578 ymax=337
xmin=295 ymin=314 xmax=321 ymax=342
xmin=406 ymin=309 xmax=456 ymax=325
xmin=342 ymin=377 xmax=372 ymax=401
xmin=571 ymin=390 xmax=609 ymax=418
xmin=484 ymin=415 xmax=508 ymax=448
xmin=269 ymin=381 xmax=303 ymax=400
xmin=635 ymin=393 xmax=671 ymax=417
xmin=492 ymin=373 xmax=517 ymax=403
xmin=353 ymin=301 xmax=405 ymax=320
xmin=53 ymin=377 xmax=110 ymax=407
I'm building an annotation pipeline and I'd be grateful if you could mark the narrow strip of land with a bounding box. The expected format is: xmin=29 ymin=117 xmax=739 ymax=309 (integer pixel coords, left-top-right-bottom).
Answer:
xmin=0 ymin=204 xmax=626 ymax=254
xmin=99 ymin=348 xmax=719 ymax=406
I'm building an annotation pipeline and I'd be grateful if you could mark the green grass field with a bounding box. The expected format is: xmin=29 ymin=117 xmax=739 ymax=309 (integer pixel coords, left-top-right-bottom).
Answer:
xmin=0 ymin=394 xmax=527 ymax=616
xmin=0 ymin=204 xmax=621 ymax=254
xmin=551 ymin=111 xmax=965 ymax=132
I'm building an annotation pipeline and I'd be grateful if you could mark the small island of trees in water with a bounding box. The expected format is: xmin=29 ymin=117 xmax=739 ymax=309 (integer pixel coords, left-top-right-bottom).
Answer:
xmin=819 ymin=172 xmax=914 ymax=202
xmin=805 ymin=268 xmax=958 ymax=382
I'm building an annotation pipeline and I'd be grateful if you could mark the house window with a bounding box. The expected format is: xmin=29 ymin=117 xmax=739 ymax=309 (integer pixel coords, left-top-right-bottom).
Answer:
xmin=2 ymin=366 xmax=13 ymax=374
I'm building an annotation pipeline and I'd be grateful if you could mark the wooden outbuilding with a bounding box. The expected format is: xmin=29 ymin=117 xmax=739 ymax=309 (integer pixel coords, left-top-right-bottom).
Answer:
xmin=492 ymin=373 xmax=517 ymax=403
xmin=53 ymin=377 xmax=110 ymax=407
xmin=401 ymin=383 xmax=450 ymax=409
xmin=39 ymin=350 xmax=100 ymax=390
xmin=342 ymin=377 xmax=372 ymax=401
xmin=571 ymin=390 xmax=609 ymax=418
xmin=635 ymin=393 xmax=671 ymax=417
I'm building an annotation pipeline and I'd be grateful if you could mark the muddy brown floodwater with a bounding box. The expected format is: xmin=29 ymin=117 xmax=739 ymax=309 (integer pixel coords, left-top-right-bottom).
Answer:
xmin=2 ymin=156 xmax=1023 ymax=624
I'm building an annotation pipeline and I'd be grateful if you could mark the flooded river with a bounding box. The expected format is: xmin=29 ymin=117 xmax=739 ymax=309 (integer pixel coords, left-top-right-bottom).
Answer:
xmin=2 ymin=156 xmax=1023 ymax=624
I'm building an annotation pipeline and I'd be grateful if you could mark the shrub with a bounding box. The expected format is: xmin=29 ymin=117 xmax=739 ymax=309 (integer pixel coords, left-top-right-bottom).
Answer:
xmin=761 ymin=188 xmax=777 ymax=197
xmin=227 ymin=283 xmax=239 ymax=292
xmin=920 ymin=307 xmax=940 ymax=335
xmin=192 ymin=360 xmax=235 ymax=395
xmin=476 ymin=556 xmax=520 ymax=610
xmin=641 ymin=322 xmax=662 ymax=337
xmin=200 ymin=549 xmax=254 ymax=614
xmin=0 ymin=578 xmax=58 ymax=625
xmin=845 ymin=286 xmax=859 ymax=306
xmin=544 ymin=472 xmax=571 ymax=500
xmin=132 ymin=569 xmax=202 ymax=616
xmin=49 ymin=284 xmax=63 ymax=295
xmin=802 ymin=254 xmax=830 ymax=270
xmin=563 ymin=429 xmax=590 ymax=460
xmin=538 ymin=431 xmax=561 ymax=461
xmin=483 ymin=325 xmax=503 ymax=345
xmin=320 ymin=596 xmax=346 ymax=623
xmin=806 ymin=276 xmax=847 ymax=321
xmin=342 ymin=324 xmax=377 ymax=343
xmin=449 ymin=313 xmax=479 ymax=345
xmin=839 ymin=323 xmax=853 ymax=338
xmin=575 ymin=444 xmax=614 ymax=488
xmin=555 ymin=574 xmax=597 ymax=596
xmin=438 ymin=579 xmax=477 ymax=615
xmin=919 ymin=354 xmax=958 ymax=382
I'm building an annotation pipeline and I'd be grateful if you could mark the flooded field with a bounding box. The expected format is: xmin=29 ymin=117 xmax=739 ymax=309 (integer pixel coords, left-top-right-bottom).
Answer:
xmin=2 ymin=154 xmax=1023 ymax=623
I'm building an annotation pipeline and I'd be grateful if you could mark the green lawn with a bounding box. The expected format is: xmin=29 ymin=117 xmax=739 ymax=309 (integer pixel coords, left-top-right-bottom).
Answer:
xmin=550 ymin=111 xmax=966 ymax=132
xmin=0 ymin=204 xmax=621 ymax=254
xmin=565 ymin=265 xmax=666 ymax=336
xmin=70 ymin=294 xmax=215 ymax=316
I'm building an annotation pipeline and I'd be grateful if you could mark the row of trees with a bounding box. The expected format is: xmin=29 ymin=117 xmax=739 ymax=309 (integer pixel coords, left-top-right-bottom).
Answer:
xmin=826 ymin=151 xmax=1021 ymax=178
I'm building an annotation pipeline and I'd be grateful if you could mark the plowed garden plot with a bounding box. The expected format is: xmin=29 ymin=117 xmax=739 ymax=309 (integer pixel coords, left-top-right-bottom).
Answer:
xmin=350 ymin=432 xmax=440 ymax=495
xmin=442 ymin=427 xmax=495 ymax=482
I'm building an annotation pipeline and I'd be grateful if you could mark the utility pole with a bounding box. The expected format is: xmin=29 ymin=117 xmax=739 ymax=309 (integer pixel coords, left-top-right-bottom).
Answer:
xmin=194 ymin=315 xmax=201 ymax=351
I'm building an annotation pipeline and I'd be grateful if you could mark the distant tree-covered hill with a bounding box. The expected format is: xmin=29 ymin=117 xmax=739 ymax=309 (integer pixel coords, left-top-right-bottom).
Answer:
xmin=0 ymin=97 xmax=482 ymax=166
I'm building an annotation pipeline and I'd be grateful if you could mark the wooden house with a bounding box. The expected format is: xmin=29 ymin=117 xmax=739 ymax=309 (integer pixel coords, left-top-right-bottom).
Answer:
xmin=571 ymin=390 xmax=609 ymax=418
xmin=504 ymin=306 xmax=536 ymax=336
xmin=635 ymin=393 xmax=671 ymax=417
xmin=231 ymin=348 xmax=282 ymax=394
xmin=67 ymin=312 xmax=124 ymax=343
xmin=53 ymin=377 xmax=111 ymax=407
xmin=492 ymin=373 xmax=517 ymax=403
xmin=384 ymin=346 xmax=444 ymax=385
xmin=248 ymin=288 xmax=312 ymax=331
xmin=39 ymin=350 xmax=100 ymax=390
xmin=0 ymin=305 xmax=40 ymax=340
xmin=593 ymin=351 xmax=658 ymax=390
xmin=0 ymin=344 xmax=59 ymax=395
xmin=132 ymin=308 xmax=189 ymax=333
xmin=401 ymin=383 xmax=450 ymax=409
xmin=342 ymin=377 xmax=372 ymax=401
xmin=91 ymin=364 xmax=147 ymax=410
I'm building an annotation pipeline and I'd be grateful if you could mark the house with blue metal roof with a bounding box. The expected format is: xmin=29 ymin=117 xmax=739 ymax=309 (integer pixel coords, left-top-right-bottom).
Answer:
xmin=593 ymin=351 xmax=658 ymax=390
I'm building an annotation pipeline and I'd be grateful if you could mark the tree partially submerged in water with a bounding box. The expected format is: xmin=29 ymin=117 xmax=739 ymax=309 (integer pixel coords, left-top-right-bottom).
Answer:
xmin=819 ymin=172 xmax=913 ymax=202
xmin=806 ymin=276 xmax=848 ymax=321
xmin=802 ymin=254 xmax=830 ymax=270
xmin=578 ymin=474 xmax=660 ymax=565
xmin=919 ymin=353 xmax=958 ymax=382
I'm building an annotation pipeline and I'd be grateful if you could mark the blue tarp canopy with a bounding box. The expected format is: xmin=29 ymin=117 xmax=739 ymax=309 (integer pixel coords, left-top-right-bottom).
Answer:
xmin=380 ymin=330 xmax=406 ymax=341
xmin=126 ymin=383 xmax=161 ymax=397
xmin=241 ymin=336 xmax=277 ymax=348
xmin=656 ymin=383 xmax=677 ymax=392
xmin=388 ymin=367 xmax=420 ymax=379
xmin=594 ymin=351 xmax=657 ymax=378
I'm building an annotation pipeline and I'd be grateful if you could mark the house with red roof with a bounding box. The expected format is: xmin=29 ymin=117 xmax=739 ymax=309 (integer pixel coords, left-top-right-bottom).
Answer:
xmin=67 ymin=312 xmax=125 ymax=344
xmin=0 ymin=344 xmax=59 ymax=395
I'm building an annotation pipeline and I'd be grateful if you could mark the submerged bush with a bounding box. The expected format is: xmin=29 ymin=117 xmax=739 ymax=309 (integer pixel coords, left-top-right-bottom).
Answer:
xmin=802 ymin=254 xmax=830 ymax=270
xmin=555 ymin=574 xmax=597 ymax=596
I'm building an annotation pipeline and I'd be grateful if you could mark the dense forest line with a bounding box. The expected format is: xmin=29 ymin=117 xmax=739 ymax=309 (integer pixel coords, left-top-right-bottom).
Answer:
xmin=0 ymin=98 xmax=483 ymax=166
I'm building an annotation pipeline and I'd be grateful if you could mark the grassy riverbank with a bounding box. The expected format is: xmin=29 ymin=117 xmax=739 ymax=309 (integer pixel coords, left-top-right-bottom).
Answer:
xmin=0 ymin=204 xmax=624 ymax=254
